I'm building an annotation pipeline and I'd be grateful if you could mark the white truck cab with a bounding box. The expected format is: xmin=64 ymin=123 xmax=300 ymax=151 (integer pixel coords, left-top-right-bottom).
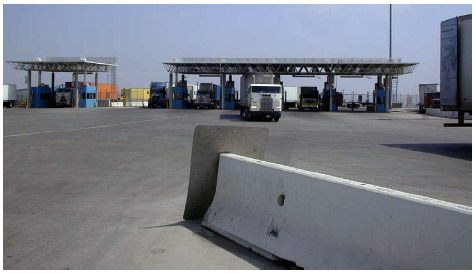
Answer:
xmin=240 ymin=83 xmax=282 ymax=121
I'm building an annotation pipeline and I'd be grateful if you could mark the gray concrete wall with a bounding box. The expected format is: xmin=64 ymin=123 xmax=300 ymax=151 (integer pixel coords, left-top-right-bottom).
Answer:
xmin=203 ymin=153 xmax=472 ymax=269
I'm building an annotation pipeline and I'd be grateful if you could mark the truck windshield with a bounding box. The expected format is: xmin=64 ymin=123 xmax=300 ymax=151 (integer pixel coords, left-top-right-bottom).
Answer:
xmin=197 ymin=91 xmax=210 ymax=95
xmin=151 ymin=87 xmax=165 ymax=95
xmin=251 ymin=86 xmax=281 ymax=93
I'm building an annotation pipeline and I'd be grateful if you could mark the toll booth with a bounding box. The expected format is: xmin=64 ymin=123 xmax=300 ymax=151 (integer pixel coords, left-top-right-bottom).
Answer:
xmin=79 ymin=86 xmax=97 ymax=108
xmin=374 ymin=89 xmax=386 ymax=112
xmin=322 ymin=88 xmax=337 ymax=111
xmin=31 ymin=86 xmax=53 ymax=108
xmin=224 ymin=81 xmax=235 ymax=109
xmin=172 ymin=80 xmax=189 ymax=109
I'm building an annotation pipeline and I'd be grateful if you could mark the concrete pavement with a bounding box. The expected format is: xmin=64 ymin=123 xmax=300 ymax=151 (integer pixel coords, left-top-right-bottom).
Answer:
xmin=3 ymin=107 xmax=471 ymax=269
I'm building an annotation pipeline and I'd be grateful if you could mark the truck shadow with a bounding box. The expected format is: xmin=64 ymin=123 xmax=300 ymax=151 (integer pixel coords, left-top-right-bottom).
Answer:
xmin=381 ymin=143 xmax=472 ymax=161
xmin=219 ymin=114 xmax=244 ymax=121
xmin=143 ymin=220 xmax=292 ymax=269
xmin=219 ymin=114 xmax=277 ymax=122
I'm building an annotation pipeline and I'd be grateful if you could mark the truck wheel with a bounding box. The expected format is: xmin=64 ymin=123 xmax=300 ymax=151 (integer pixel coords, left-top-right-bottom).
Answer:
xmin=274 ymin=117 xmax=280 ymax=122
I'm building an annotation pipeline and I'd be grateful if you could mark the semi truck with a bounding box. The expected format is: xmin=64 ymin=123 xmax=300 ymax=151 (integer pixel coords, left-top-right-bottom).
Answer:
xmin=418 ymin=84 xmax=440 ymax=113
xmin=283 ymin=86 xmax=299 ymax=110
xmin=148 ymin=82 xmax=167 ymax=108
xmin=194 ymin=83 xmax=221 ymax=109
xmin=55 ymin=87 xmax=73 ymax=107
xmin=3 ymin=84 xmax=17 ymax=108
xmin=298 ymin=86 xmax=319 ymax=111
xmin=240 ymin=83 xmax=282 ymax=121
xmin=440 ymin=14 xmax=472 ymax=126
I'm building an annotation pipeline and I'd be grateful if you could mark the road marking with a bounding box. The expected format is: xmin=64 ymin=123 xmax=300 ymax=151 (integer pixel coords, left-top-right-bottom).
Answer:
xmin=4 ymin=114 xmax=195 ymax=138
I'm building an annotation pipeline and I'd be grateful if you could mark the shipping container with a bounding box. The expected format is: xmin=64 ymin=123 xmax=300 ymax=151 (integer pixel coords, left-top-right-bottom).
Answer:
xmin=122 ymin=88 xmax=150 ymax=107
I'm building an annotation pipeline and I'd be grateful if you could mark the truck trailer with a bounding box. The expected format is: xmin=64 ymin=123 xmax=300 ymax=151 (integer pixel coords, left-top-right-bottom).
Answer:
xmin=440 ymin=14 xmax=472 ymax=126
xmin=3 ymin=84 xmax=17 ymax=108
xmin=283 ymin=86 xmax=299 ymax=110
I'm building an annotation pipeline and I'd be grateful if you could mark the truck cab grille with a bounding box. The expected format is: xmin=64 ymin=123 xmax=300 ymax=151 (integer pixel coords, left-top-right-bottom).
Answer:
xmin=260 ymin=97 xmax=273 ymax=111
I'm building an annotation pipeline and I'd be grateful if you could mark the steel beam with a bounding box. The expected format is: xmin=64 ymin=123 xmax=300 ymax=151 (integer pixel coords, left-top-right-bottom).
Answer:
xmin=51 ymin=72 xmax=55 ymax=106
xmin=169 ymin=72 xmax=173 ymax=109
xmin=95 ymin=72 xmax=98 ymax=107
xmin=74 ymin=72 xmax=79 ymax=108
xmin=221 ymin=73 xmax=225 ymax=109
xmin=27 ymin=70 xmax=31 ymax=109
xmin=384 ymin=75 xmax=390 ymax=112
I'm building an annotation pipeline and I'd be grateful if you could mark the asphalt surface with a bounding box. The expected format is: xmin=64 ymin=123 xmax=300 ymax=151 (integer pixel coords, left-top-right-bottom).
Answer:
xmin=3 ymin=107 xmax=472 ymax=269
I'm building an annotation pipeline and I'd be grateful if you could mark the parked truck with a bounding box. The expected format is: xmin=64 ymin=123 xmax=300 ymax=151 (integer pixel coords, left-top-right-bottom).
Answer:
xmin=240 ymin=83 xmax=282 ymax=121
xmin=283 ymin=86 xmax=299 ymax=110
xmin=3 ymin=84 xmax=17 ymax=108
xmin=440 ymin=14 xmax=472 ymax=126
xmin=194 ymin=83 xmax=221 ymax=109
xmin=418 ymin=84 xmax=440 ymax=113
xmin=148 ymin=82 xmax=167 ymax=108
xmin=298 ymin=86 xmax=319 ymax=111
xmin=55 ymin=87 xmax=73 ymax=107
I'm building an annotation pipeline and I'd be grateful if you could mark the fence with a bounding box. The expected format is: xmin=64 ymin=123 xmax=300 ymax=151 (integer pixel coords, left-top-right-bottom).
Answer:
xmin=341 ymin=92 xmax=418 ymax=108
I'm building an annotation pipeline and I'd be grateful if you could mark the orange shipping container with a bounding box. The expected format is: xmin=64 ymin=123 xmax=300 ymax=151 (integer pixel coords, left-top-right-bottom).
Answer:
xmin=94 ymin=83 xmax=118 ymax=99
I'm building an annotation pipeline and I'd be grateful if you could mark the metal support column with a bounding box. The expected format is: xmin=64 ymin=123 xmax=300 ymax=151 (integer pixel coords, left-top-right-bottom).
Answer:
xmin=74 ymin=72 xmax=79 ymax=108
xmin=169 ymin=72 xmax=173 ymax=109
xmin=27 ymin=70 xmax=31 ymax=108
xmin=38 ymin=70 xmax=42 ymax=86
xmin=384 ymin=74 xmax=390 ymax=112
xmin=95 ymin=72 xmax=98 ymax=107
xmin=84 ymin=71 xmax=87 ymax=85
xmin=221 ymin=73 xmax=225 ymax=109
xmin=51 ymin=72 xmax=55 ymax=106
xmin=328 ymin=74 xmax=334 ymax=112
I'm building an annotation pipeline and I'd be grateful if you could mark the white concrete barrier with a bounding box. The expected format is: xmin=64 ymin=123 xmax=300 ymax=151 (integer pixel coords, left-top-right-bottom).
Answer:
xmin=203 ymin=153 xmax=472 ymax=269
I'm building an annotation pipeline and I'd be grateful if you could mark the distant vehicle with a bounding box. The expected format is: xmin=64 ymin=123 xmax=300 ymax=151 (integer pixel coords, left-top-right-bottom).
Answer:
xmin=418 ymin=84 xmax=440 ymax=113
xmin=440 ymin=14 xmax=472 ymax=126
xmin=346 ymin=102 xmax=360 ymax=109
xmin=240 ymin=84 xmax=282 ymax=121
xmin=148 ymin=82 xmax=167 ymax=108
xmin=298 ymin=86 xmax=319 ymax=111
xmin=283 ymin=86 xmax=299 ymax=110
xmin=194 ymin=83 xmax=221 ymax=109
xmin=3 ymin=84 xmax=17 ymax=108
xmin=55 ymin=87 xmax=73 ymax=107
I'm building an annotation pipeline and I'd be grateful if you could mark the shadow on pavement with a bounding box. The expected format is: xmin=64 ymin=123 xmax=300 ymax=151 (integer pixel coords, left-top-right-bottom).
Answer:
xmin=143 ymin=220 xmax=293 ymax=269
xmin=219 ymin=114 xmax=246 ymax=122
xmin=381 ymin=143 xmax=472 ymax=161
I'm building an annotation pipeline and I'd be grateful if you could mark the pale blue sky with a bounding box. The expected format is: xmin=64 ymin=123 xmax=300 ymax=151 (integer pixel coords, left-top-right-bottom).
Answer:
xmin=3 ymin=4 xmax=472 ymax=95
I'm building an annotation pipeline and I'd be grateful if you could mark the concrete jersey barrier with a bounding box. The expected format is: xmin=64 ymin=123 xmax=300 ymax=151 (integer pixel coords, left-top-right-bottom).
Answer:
xmin=203 ymin=153 xmax=472 ymax=269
